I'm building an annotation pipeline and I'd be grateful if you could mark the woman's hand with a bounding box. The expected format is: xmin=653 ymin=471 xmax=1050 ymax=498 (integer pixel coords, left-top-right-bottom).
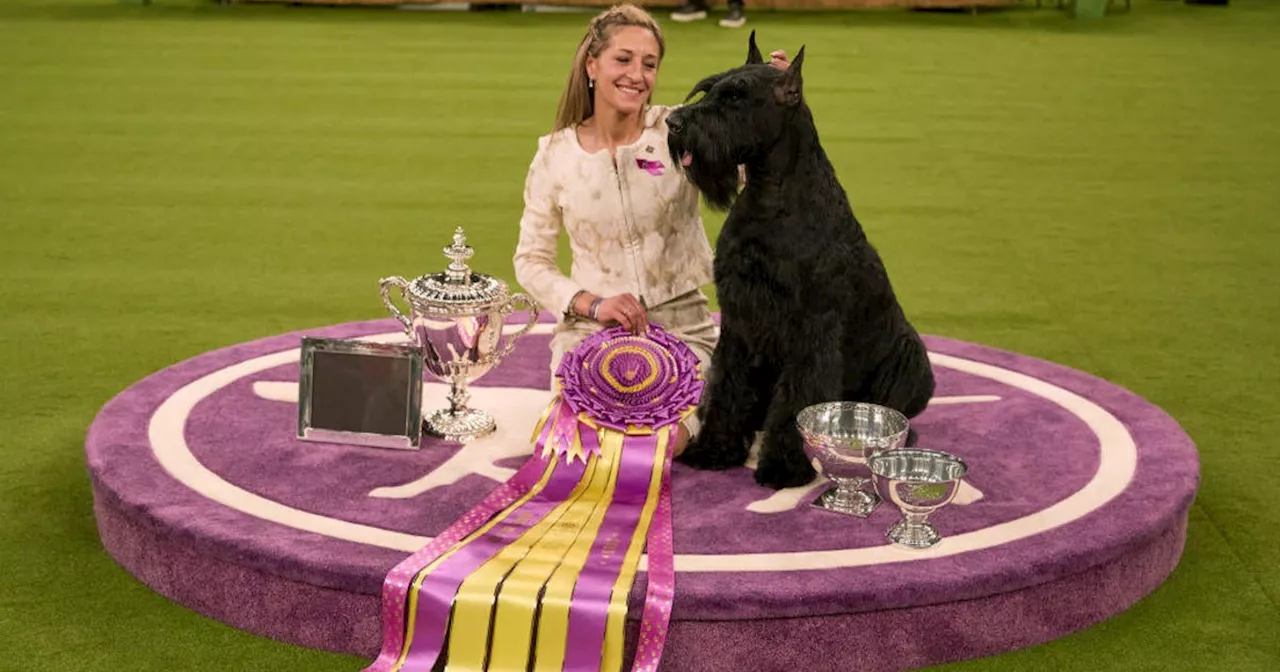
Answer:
xmin=596 ymin=293 xmax=648 ymax=334
xmin=770 ymin=50 xmax=790 ymax=71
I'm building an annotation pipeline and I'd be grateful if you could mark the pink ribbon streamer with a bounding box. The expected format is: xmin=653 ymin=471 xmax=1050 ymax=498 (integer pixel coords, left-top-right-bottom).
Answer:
xmin=630 ymin=426 xmax=677 ymax=672
xmin=400 ymin=456 xmax=588 ymax=669
xmin=546 ymin=398 xmax=585 ymax=461
xmin=363 ymin=448 xmax=554 ymax=672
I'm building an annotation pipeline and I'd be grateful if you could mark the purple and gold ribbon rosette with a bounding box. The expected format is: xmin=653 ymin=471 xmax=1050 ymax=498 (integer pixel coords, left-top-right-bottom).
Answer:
xmin=366 ymin=324 xmax=702 ymax=672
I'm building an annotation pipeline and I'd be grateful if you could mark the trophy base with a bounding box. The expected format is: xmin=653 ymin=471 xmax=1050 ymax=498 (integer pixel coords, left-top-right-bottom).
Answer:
xmin=886 ymin=520 xmax=942 ymax=549
xmin=422 ymin=407 xmax=497 ymax=443
xmin=810 ymin=485 xmax=881 ymax=518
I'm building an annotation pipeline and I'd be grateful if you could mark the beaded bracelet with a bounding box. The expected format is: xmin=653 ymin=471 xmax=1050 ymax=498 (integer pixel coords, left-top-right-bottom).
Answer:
xmin=568 ymin=289 xmax=587 ymax=317
xmin=568 ymin=290 xmax=605 ymax=323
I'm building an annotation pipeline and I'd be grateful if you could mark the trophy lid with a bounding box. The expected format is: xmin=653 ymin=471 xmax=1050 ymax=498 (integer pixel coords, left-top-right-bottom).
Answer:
xmin=407 ymin=226 xmax=507 ymax=313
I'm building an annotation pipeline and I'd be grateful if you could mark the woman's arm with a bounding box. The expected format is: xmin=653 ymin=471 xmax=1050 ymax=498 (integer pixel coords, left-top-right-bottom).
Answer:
xmin=512 ymin=137 xmax=585 ymax=319
xmin=511 ymin=137 xmax=650 ymax=332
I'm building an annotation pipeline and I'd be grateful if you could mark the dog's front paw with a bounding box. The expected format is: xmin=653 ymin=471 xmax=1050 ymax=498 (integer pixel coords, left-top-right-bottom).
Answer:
xmin=678 ymin=432 xmax=749 ymax=471
xmin=753 ymin=443 xmax=816 ymax=490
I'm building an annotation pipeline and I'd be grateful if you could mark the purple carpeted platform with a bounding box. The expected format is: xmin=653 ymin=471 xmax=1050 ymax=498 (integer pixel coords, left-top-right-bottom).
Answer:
xmin=85 ymin=312 xmax=1200 ymax=671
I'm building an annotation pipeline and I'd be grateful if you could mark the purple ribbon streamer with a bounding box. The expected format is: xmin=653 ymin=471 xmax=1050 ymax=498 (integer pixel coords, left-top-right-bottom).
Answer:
xmin=560 ymin=431 xmax=662 ymax=671
xmin=364 ymin=450 xmax=551 ymax=672
xmin=399 ymin=456 xmax=589 ymax=670
xmin=370 ymin=324 xmax=697 ymax=672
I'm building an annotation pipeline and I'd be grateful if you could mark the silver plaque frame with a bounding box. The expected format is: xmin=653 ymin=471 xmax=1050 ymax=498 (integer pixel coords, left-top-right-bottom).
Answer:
xmin=297 ymin=336 xmax=425 ymax=450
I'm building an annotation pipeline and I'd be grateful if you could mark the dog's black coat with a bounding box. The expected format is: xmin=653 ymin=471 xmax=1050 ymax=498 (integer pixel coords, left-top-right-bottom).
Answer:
xmin=667 ymin=32 xmax=936 ymax=490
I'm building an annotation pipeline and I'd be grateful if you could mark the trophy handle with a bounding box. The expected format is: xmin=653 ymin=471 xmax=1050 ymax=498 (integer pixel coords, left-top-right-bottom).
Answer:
xmin=491 ymin=292 xmax=540 ymax=361
xmin=378 ymin=276 xmax=413 ymax=335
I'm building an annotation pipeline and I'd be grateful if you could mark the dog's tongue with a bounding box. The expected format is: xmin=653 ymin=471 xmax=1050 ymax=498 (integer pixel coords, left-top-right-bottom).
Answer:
xmin=681 ymin=152 xmax=692 ymax=167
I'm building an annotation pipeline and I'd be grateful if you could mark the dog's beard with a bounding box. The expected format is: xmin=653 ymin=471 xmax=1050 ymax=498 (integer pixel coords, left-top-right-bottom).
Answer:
xmin=668 ymin=130 xmax=742 ymax=211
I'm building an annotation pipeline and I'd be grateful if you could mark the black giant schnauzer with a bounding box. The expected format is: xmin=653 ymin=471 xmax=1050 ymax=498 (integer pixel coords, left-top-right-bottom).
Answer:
xmin=667 ymin=33 xmax=936 ymax=490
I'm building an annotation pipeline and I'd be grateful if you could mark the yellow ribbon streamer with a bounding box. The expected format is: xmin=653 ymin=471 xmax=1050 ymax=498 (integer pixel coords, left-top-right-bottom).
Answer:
xmin=385 ymin=333 xmax=698 ymax=672
xmin=444 ymin=449 xmax=604 ymax=669
xmin=486 ymin=429 xmax=622 ymax=671
xmin=530 ymin=430 xmax=627 ymax=671
xmin=390 ymin=455 xmax=560 ymax=672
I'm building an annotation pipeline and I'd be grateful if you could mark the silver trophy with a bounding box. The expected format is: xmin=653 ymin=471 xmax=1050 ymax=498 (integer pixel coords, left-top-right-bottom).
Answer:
xmin=868 ymin=448 xmax=968 ymax=549
xmin=796 ymin=402 xmax=910 ymax=518
xmin=379 ymin=226 xmax=540 ymax=442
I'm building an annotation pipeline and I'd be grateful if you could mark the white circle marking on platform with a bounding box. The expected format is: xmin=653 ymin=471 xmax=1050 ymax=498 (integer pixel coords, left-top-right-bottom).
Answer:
xmin=147 ymin=329 xmax=1136 ymax=572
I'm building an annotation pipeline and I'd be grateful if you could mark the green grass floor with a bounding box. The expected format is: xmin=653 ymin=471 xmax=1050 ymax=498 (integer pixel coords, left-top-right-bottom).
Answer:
xmin=2 ymin=0 xmax=1277 ymax=669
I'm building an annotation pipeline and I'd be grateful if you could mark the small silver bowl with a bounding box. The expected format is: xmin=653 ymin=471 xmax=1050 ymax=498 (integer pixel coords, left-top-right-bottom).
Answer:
xmin=796 ymin=402 xmax=910 ymax=518
xmin=868 ymin=448 xmax=968 ymax=549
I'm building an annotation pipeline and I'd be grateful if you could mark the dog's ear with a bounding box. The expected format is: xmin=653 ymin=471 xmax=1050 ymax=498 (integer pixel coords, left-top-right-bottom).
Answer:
xmin=745 ymin=29 xmax=764 ymax=65
xmin=774 ymin=45 xmax=805 ymax=106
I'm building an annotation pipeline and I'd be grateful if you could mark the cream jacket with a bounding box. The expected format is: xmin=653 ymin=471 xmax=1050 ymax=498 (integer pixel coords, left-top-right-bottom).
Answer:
xmin=512 ymin=104 xmax=715 ymax=319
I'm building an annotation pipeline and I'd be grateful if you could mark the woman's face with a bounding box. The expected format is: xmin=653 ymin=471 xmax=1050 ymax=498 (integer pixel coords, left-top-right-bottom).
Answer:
xmin=586 ymin=26 xmax=661 ymax=117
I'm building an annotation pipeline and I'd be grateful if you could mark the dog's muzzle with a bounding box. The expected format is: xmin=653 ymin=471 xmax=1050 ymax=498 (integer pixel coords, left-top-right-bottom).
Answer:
xmin=666 ymin=112 xmax=685 ymax=135
xmin=665 ymin=111 xmax=694 ymax=168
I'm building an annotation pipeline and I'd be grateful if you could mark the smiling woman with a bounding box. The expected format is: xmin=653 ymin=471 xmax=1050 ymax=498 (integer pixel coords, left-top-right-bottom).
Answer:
xmin=553 ymin=3 xmax=667 ymax=137
xmin=512 ymin=3 xmax=788 ymax=457
xmin=512 ymin=3 xmax=708 ymax=455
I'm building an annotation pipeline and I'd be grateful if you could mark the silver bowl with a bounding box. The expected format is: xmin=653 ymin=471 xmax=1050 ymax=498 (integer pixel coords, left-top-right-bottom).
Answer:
xmin=868 ymin=448 xmax=968 ymax=549
xmin=796 ymin=402 xmax=910 ymax=518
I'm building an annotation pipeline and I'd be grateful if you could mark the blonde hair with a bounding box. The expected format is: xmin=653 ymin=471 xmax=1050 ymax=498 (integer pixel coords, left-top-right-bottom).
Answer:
xmin=553 ymin=3 xmax=666 ymax=132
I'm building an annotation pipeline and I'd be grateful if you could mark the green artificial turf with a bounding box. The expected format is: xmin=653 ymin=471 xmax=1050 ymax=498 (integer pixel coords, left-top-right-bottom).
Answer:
xmin=1 ymin=0 xmax=1277 ymax=669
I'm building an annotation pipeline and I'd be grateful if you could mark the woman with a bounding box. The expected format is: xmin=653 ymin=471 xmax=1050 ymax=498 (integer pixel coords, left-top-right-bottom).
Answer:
xmin=512 ymin=3 xmax=786 ymax=455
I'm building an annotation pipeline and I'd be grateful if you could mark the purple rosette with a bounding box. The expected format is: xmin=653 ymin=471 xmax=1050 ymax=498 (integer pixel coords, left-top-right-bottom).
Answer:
xmin=555 ymin=325 xmax=704 ymax=431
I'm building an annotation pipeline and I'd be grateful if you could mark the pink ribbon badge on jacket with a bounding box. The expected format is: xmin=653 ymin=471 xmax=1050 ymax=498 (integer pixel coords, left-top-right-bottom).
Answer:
xmin=636 ymin=158 xmax=665 ymax=176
